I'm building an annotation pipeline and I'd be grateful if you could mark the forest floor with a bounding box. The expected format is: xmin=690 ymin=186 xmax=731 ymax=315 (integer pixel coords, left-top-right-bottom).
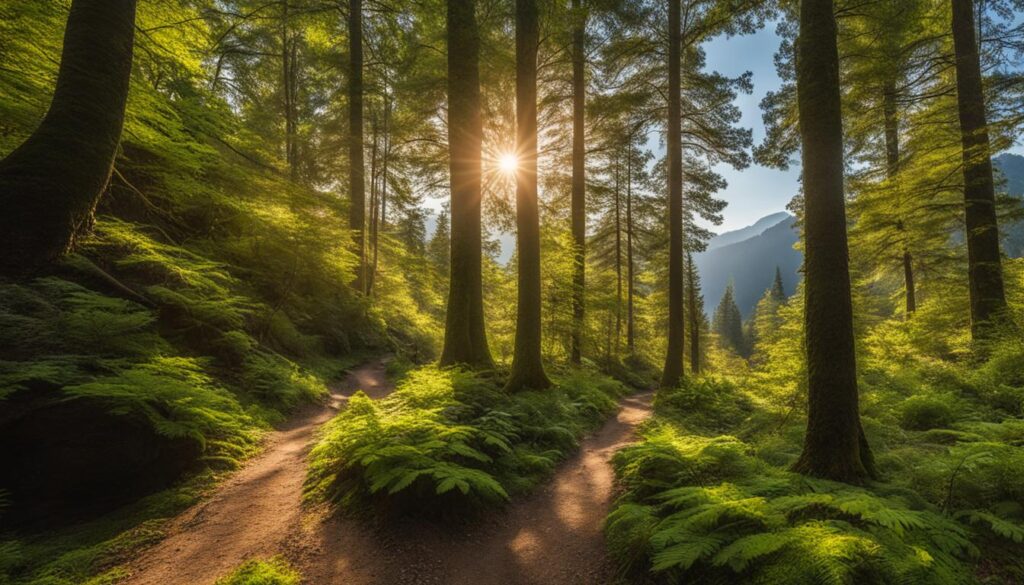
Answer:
xmin=122 ymin=362 xmax=653 ymax=585
xmin=122 ymin=359 xmax=395 ymax=585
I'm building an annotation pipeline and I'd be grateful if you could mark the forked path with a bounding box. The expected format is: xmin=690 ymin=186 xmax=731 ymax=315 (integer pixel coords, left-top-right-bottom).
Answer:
xmin=293 ymin=390 xmax=655 ymax=585
xmin=123 ymin=359 xmax=395 ymax=585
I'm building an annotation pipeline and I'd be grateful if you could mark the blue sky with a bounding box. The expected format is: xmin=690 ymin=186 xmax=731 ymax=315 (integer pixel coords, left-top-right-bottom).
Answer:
xmin=702 ymin=25 xmax=798 ymax=233
xmin=701 ymin=21 xmax=1024 ymax=233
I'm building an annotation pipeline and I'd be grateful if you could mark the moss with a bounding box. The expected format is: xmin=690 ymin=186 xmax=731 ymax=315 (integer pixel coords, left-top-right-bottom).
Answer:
xmin=214 ymin=557 xmax=301 ymax=585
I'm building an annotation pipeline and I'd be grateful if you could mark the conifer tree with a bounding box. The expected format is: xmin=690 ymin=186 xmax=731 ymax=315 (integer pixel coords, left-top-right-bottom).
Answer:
xmin=506 ymin=0 xmax=551 ymax=391
xmin=0 ymin=0 xmax=138 ymax=273
xmin=792 ymin=0 xmax=875 ymax=483
xmin=951 ymin=0 xmax=1010 ymax=340
xmin=570 ymin=0 xmax=586 ymax=365
xmin=661 ymin=0 xmax=685 ymax=388
xmin=348 ymin=0 xmax=367 ymax=291
xmin=770 ymin=266 xmax=785 ymax=301
xmin=686 ymin=251 xmax=704 ymax=373
xmin=712 ymin=282 xmax=744 ymax=354
xmin=440 ymin=0 xmax=493 ymax=368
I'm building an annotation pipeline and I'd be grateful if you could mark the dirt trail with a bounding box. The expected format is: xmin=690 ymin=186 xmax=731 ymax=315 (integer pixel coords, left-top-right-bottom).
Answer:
xmin=293 ymin=390 xmax=655 ymax=585
xmin=123 ymin=359 xmax=394 ymax=585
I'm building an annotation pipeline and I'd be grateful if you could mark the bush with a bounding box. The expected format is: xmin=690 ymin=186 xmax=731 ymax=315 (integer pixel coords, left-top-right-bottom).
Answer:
xmin=305 ymin=365 xmax=626 ymax=516
xmin=214 ymin=557 xmax=300 ymax=585
xmin=607 ymin=426 xmax=977 ymax=584
xmin=900 ymin=394 xmax=957 ymax=431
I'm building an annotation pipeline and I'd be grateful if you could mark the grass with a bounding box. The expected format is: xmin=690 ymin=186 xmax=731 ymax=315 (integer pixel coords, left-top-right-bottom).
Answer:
xmin=214 ymin=557 xmax=301 ymax=585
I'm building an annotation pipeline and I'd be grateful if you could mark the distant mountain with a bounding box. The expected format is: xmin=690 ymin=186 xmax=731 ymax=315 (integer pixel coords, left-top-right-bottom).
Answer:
xmin=706 ymin=211 xmax=792 ymax=251
xmin=996 ymin=153 xmax=1024 ymax=258
xmin=996 ymin=153 xmax=1024 ymax=197
xmin=695 ymin=213 xmax=802 ymax=319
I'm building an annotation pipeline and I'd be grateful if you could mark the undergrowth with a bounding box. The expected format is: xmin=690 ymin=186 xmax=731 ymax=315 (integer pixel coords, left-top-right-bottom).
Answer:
xmin=606 ymin=361 xmax=1024 ymax=584
xmin=305 ymin=365 xmax=627 ymax=517
xmin=214 ymin=557 xmax=301 ymax=585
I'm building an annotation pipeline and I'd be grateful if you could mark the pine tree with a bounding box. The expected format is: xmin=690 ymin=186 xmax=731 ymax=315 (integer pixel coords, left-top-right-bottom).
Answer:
xmin=770 ymin=266 xmax=786 ymax=301
xmin=712 ymin=282 xmax=744 ymax=355
xmin=951 ymin=0 xmax=1010 ymax=340
xmin=506 ymin=0 xmax=551 ymax=391
xmin=792 ymin=0 xmax=875 ymax=484
xmin=685 ymin=251 xmax=704 ymax=374
xmin=661 ymin=0 xmax=685 ymax=389
xmin=348 ymin=0 xmax=366 ymax=291
xmin=570 ymin=0 xmax=586 ymax=365
xmin=440 ymin=0 xmax=493 ymax=368
xmin=0 ymin=0 xmax=138 ymax=273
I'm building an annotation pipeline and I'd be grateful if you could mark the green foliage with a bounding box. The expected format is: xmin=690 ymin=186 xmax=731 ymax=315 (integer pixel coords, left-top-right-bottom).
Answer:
xmin=899 ymin=394 xmax=957 ymax=431
xmin=607 ymin=358 xmax=1024 ymax=585
xmin=214 ymin=557 xmax=301 ymax=585
xmin=306 ymin=365 xmax=626 ymax=515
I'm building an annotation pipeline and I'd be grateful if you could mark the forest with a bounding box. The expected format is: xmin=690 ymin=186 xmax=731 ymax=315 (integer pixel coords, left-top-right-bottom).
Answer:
xmin=1 ymin=0 xmax=1024 ymax=583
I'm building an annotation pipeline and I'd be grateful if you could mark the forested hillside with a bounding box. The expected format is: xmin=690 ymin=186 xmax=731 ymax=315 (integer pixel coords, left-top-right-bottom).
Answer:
xmin=1 ymin=0 xmax=1023 ymax=584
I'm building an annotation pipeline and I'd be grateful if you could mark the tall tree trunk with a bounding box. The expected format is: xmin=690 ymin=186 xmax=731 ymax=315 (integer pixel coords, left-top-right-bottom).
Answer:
xmin=570 ymin=0 xmax=586 ymax=364
xmin=0 ymin=0 xmax=137 ymax=274
xmin=348 ymin=0 xmax=366 ymax=291
xmin=614 ymin=156 xmax=623 ymax=356
xmin=283 ymin=1 xmax=299 ymax=180
xmin=506 ymin=0 xmax=551 ymax=391
xmin=951 ymin=0 xmax=1008 ymax=340
xmin=661 ymin=0 xmax=685 ymax=388
xmin=792 ymin=0 xmax=875 ymax=483
xmin=687 ymin=252 xmax=700 ymax=374
xmin=440 ymin=0 xmax=494 ymax=368
xmin=626 ymin=142 xmax=635 ymax=354
xmin=882 ymin=81 xmax=915 ymax=314
xmin=367 ymin=113 xmax=380 ymax=296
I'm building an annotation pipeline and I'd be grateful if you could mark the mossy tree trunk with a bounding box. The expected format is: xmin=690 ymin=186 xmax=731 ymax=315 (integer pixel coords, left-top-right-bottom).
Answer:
xmin=792 ymin=0 xmax=875 ymax=484
xmin=440 ymin=0 xmax=494 ymax=369
xmin=506 ymin=0 xmax=551 ymax=391
xmin=570 ymin=0 xmax=586 ymax=365
xmin=661 ymin=0 xmax=685 ymax=389
xmin=0 ymin=0 xmax=137 ymax=274
xmin=348 ymin=0 xmax=366 ymax=292
xmin=951 ymin=0 xmax=1009 ymax=340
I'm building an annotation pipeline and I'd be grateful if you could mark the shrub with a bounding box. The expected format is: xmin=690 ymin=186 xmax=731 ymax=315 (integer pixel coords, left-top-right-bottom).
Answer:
xmin=607 ymin=427 xmax=978 ymax=584
xmin=900 ymin=394 xmax=957 ymax=431
xmin=306 ymin=365 xmax=626 ymax=516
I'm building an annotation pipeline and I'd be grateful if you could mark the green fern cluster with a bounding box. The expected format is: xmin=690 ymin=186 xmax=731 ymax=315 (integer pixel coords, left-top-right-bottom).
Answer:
xmin=606 ymin=375 xmax=1024 ymax=585
xmin=608 ymin=424 xmax=978 ymax=584
xmin=305 ymin=365 xmax=625 ymax=516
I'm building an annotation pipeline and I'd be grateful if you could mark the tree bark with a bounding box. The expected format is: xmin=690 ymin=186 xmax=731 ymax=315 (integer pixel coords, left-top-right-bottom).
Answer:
xmin=626 ymin=141 xmax=635 ymax=354
xmin=0 ymin=0 xmax=137 ymax=274
xmin=348 ymin=0 xmax=366 ymax=291
xmin=440 ymin=0 xmax=494 ymax=368
xmin=791 ymin=0 xmax=875 ymax=484
xmin=687 ymin=252 xmax=700 ymax=374
xmin=951 ymin=0 xmax=1008 ymax=340
xmin=570 ymin=0 xmax=586 ymax=364
xmin=506 ymin=0 xmax=551 ymax=391
xmin=661 ymin=0 xmax=685 ymax=388
xmin=882 ymin=81 xmax=915 ymax=314
xmin=614 ymin=156 xmax=622 ymax=355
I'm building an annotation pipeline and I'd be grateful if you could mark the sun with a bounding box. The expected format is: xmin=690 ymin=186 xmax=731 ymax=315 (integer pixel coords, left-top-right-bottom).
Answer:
xmin=498 ymin=153 xmax=518 ymax=174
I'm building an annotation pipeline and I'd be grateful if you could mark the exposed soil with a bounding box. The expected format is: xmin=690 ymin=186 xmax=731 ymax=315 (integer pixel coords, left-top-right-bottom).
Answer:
xmin=122 ymin=359 xmax=394 ymax=585
xmin=123 ymin=361 xmax=654 ymax=585
xmin=290 ymin=391 xmax=655 ymax=585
